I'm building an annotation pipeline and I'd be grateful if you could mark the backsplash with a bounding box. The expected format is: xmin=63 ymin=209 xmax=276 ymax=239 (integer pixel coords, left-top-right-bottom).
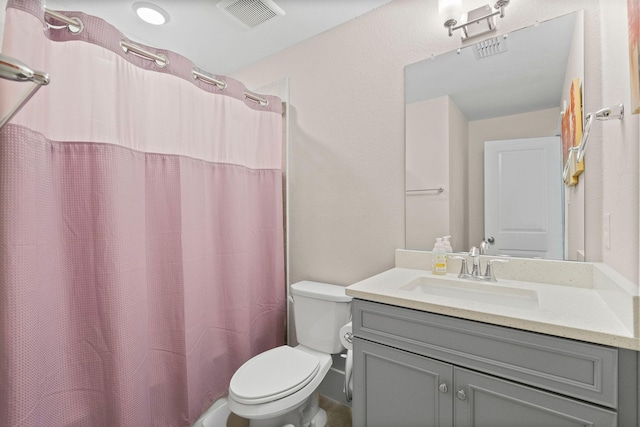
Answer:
xmin=395 ymin=249 xmax=592 ymax=288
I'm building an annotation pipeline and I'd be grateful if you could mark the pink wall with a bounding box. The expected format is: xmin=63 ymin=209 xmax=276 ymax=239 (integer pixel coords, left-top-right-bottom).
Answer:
xmin=232 ymin=0 xmax=640 ymax=287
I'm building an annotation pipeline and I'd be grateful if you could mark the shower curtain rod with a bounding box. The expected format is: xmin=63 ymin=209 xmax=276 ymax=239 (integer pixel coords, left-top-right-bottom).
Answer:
xmin=120 ymin=40 xmax=169 ymax=68
xmin=193 ymin=68 xmax=228 ymax=90
xmin=243 ymin=91 xmax=269 ymax=106
xmin=43 ymin=7 xmax=269 ymax=106
xmin=194 ymin=69 xmax=269 ymax=106
xmin=45 ymin=7 xmax=83 ymax=34
xmin=0 ymin=53 xmax=50 ymax=130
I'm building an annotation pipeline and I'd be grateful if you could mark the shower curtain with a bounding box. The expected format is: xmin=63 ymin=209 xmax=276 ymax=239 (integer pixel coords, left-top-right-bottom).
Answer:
xmin=0 ymin=1 xmax=285 ymax=426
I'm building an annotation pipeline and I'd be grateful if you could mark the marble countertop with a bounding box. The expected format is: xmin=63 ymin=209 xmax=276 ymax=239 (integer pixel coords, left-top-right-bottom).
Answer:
xmin=346 ymin=267 xmax=640 ymax=351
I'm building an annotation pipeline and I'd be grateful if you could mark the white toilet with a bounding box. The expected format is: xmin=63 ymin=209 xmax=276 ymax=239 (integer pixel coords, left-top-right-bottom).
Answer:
xmin=228 ymin=281 xmax=352 ymax=427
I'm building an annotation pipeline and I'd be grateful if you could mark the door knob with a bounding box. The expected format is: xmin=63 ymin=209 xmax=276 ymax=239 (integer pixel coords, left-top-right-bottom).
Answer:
xmin=457 ymin=389 xmax=467 ymax=400
xmin=439 ymin=383 xmax=448 ymax=393
xmin=487 ymin=237 xmax=495 ymax=244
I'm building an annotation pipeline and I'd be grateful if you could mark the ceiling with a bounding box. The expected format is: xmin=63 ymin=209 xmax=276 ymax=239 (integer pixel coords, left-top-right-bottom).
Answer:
xmin=43 ymin=0 xmax=394 ymax=76
xmin=405 ymin=12 xmax=578 ymax=121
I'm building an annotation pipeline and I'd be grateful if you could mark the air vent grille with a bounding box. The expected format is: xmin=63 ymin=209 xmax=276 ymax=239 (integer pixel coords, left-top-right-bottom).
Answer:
xmin=218 ymin=0 xmax=285 ymax=29
xmin=473 ymin=36 xmax=508 ymax=59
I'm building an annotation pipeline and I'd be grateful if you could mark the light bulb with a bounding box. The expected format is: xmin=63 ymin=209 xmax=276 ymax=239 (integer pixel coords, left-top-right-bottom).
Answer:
xmin=438 ymin=0 xmax=462 ymax=22
xmin=133 ymin=2 xmax=170 ymax=26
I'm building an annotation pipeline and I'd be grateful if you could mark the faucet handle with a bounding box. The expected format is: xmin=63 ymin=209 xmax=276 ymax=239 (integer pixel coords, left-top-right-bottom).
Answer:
xmin=484 ymin=259 xmax=509 ymax=282
xmin=449 ymin=255 xmax=471 ymax=279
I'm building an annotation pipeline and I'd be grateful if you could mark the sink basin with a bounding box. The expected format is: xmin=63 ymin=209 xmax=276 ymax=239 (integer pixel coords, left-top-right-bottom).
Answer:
xmin=400 ymin=276 xmax=539 ymax=309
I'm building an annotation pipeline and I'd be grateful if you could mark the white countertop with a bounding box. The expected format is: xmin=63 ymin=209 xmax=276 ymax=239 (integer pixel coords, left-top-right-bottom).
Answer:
xmin=346 ymin=267 xmax=640 ymax=351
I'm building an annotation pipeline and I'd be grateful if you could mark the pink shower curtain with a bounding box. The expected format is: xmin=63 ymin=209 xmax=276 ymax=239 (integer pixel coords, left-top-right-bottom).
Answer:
xmin=0 ymin=1 xmax=285 ymax=426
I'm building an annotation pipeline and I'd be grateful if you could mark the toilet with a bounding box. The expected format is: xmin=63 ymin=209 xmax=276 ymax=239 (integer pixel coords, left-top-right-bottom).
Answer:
xmin=228 ymin=281 xmax=352 ymax=427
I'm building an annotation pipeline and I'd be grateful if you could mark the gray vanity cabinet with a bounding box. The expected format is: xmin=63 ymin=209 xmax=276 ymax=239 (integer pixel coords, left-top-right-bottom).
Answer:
xmin=351 ymin=299 xmax=633 ymax=427
xmin=355 ymin=338 xmax=453 ymax=427
xmin=453 ymin=368 xmax=616 ymax=427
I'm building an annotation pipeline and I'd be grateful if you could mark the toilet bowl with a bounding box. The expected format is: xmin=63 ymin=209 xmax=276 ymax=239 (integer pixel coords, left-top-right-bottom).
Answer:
xmin=228 ymin=345 xmax=331 ymax=426
xmin=228 ymin=281 xmax=352 ymax=427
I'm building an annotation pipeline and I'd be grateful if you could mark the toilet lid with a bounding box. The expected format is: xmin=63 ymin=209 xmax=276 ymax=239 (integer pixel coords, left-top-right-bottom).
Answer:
xmin=230 ymin=346 xmax=320 ymax=404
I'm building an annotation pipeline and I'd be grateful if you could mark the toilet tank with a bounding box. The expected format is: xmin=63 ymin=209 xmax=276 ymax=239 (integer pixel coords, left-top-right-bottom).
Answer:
xmin=291 ymin=281 xmax=352 ymax=354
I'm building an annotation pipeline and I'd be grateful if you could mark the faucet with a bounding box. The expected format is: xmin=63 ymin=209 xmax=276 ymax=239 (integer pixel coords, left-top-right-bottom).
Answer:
xmin=449 ymin=248 xmax=508 ymax=282
xmin=482 ymin=258 xmax=509 ymax=282
xmin=468 ymin=246 xmax=481 ymax=277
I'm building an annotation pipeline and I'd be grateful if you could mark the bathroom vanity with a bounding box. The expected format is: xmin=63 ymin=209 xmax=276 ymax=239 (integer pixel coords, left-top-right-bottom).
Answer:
xmin=352 ymin=299 xmax=636 ymax=426
xmin=346 ymin=251 xmax=640 ymax=427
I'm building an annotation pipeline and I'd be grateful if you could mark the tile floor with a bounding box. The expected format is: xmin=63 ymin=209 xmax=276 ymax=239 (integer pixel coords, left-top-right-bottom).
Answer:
xmin=227 ymin=396 xmax=352 ymax=427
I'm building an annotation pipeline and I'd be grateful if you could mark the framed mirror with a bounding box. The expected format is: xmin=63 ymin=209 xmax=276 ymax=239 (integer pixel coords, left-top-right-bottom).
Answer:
xmin=405 ymin=11 xmax=584 ymax=261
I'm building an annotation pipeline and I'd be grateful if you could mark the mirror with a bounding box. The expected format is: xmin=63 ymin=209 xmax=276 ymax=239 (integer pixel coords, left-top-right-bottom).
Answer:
xmin=405 ymin=11 xmax=584 ymax=261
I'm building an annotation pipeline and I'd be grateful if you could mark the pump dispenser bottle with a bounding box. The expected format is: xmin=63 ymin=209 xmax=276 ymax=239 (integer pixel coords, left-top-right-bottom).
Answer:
xmin=442 ymin=236 xmax=453 ymax=253
xmin=432 ymin=238 xmax=447 ymax=275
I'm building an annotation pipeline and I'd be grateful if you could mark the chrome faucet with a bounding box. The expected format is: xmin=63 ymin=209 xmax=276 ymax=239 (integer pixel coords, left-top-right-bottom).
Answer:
xmin=449 ymin=255 xmax=472 ymax=280
xmin=483 ymin=258 xmax=509 ymax=282
xmin=449 ymin=248 xmax=508 ymax=282
xmin=479 ymin=239 xmax=489 ymax=254
xmin=468 ymin=246 xmax=481 ymax=277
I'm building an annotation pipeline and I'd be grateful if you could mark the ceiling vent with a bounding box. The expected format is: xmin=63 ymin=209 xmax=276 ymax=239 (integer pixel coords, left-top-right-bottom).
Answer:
xmin=473 ymin=36 xmax=508 ymax=59
xmin=217 ymin=0 xmax=285 ymax=29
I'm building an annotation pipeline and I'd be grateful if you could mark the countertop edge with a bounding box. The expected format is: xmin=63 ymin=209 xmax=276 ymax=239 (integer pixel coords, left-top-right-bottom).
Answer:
xmin=346 ymin=289 xmax=640 ymax=351
xmin=346 ymin=267 xmax=640 ymax=351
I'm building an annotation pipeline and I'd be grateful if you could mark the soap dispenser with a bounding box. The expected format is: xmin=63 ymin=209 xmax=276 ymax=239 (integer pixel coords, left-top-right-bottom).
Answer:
xmin=442 ymin=235 xmax=453 ymax=253
xmin=432 ymin=238 xmax=447 ymax=275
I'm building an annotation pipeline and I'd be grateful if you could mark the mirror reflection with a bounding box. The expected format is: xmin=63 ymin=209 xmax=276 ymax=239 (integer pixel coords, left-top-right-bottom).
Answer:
xmin=405 ymin=11 xmax=584 ymax=261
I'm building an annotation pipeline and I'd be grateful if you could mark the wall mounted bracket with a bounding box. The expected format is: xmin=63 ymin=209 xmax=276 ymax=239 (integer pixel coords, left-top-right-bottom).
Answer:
xmin=563 ymin=102 xmax=624 ymax=184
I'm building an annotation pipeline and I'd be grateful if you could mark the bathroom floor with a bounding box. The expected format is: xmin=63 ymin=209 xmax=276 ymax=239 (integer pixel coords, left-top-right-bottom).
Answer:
xmin=227 ymin=396 xmax=352 ymax=427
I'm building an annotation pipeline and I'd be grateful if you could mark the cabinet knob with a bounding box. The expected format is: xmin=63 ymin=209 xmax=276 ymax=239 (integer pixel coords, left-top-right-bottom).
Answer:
xmin=457 ymin=389 xmax=467 ymax=400
xmin=439 ymin=383 xmax=448 ymax=393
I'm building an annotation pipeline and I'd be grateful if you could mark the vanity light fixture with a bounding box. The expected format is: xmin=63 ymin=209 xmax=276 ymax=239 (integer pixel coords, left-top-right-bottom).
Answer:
xmin=440 ymin=0 xmax=510 ymax=40
xmin=132 ymin=2 xmax=170 ymax=26
xmin=439 ymin=0 xmax=462 ymax=33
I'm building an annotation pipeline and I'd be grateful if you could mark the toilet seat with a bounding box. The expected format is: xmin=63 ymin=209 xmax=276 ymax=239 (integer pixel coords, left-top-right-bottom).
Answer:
xmin=228 ymin=345 xmax=333 ymax=421
xmin=230 ymin=346 xmax=321 ymax=404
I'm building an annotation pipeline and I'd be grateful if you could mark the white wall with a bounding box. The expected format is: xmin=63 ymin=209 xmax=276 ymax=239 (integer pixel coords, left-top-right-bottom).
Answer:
xmin=448 ymin=98 xmax=468 ymax=253
xmin=598 ymin=0 xmax=639 ymax=283
xmin=406 ymin=96 xmax=449 ymax=251
xmin=232 ymin=0 xmax=640 ymax=287
xmin=405 ymin=95 xmax=467 ymax=253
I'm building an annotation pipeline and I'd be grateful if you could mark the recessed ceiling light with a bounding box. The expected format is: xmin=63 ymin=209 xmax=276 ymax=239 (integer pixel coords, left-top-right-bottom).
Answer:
xmin=132 ymin=2 xmax=170 ymax=25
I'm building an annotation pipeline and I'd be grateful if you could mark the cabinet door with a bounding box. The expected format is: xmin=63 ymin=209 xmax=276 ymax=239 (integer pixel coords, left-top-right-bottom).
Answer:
xmin=352 ymin=338 xmax=453 ymax=427
xmin=453 ymin=368 xmax=617 ymax=427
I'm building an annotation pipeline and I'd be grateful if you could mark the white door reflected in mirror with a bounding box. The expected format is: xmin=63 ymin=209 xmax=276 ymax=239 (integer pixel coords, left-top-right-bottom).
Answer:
xmin=484 ymin=137 xmax=563 ymax=260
